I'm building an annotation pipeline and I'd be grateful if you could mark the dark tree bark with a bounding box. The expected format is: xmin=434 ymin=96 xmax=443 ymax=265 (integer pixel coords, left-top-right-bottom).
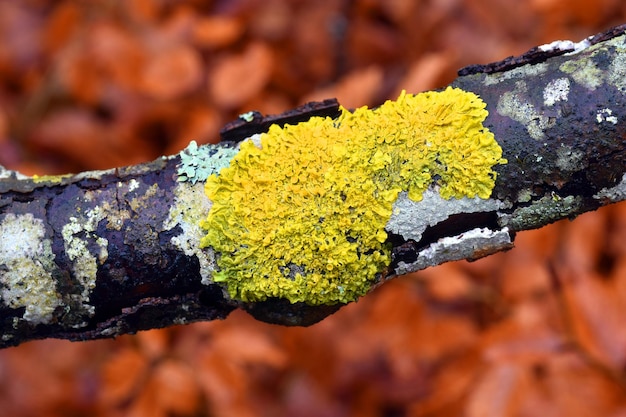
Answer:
xmin=1 ymin=25 xmax=625 ymax=348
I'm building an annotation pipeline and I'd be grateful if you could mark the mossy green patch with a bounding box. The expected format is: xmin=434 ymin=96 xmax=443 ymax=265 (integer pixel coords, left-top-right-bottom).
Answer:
xmin=200 ymin=87 xmax=506 ymax=305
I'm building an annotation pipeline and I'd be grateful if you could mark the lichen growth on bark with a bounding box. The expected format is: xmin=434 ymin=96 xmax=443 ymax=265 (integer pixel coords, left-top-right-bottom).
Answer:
xmin=200 ymin=87 xmax=506 ymax=305
xmin=0 ymin=213 xmax=61 ymax=324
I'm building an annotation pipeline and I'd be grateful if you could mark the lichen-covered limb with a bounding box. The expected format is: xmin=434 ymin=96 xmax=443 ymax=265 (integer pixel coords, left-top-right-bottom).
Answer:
xmin=0 ymin=158 xmax=239 ymax=348
xmin=391 ymin=25 xmax=626 ymax=277
xmin=1 ymin=25 xmax=626 ymax=348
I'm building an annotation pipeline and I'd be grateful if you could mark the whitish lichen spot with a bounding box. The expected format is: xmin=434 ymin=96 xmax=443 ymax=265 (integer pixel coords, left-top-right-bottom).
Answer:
xmin=128 ymin=178 xmax=140 ymax=192
xmin=201 ymin=87 xmax=506 ymax=305
xmin=596 ymin=108 xmax=618 ymax=124
xmin=538 ymin=39 xmax=591 ymax=55
xmin=62 ymin=204 xmax=109 ymax=318
xmin=543 ymin=78 xmax=570 ymax=106
xmin=0 ymin=213 xmax=61 ymax=324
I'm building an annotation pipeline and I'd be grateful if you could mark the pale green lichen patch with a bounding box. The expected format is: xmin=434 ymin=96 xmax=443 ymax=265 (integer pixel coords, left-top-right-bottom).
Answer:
xmin=164 ymin=181 xmax=217 ymax=285
xmin=201 ymin=87 xmax=506 ymax=305
xmin=559 ymin=56 xmax=604 ymax=90
xmin=483 ymin=62 xmax=549 ymax=86
xmin=558 ymin=34 xmax=626 ymax=92
xmin=177 ymin=140 xmax=239 ymax=184
xmin=0 ymin=213 xmax=61 ymax=324
xmin=497 ymin=81 xmax=553 ymax=140
xmin=239 ymin=111 xmax=256 ymax=122
xmin=62 ymin=201 xmax=113 ymax=321
xmin=608 ymin=46 xmax=626 ymax=92
xmin=516 ymin=188 xmax=533 ymax=203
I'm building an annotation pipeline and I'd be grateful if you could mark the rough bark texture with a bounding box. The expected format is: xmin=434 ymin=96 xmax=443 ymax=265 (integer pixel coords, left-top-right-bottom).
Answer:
xmin=1 ymin=25 xmax=626 ymax=348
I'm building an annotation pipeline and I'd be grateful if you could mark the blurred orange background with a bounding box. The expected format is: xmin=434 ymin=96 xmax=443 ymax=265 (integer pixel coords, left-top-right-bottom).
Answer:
xmin=1 ymin=1 xmax=626 ymax=416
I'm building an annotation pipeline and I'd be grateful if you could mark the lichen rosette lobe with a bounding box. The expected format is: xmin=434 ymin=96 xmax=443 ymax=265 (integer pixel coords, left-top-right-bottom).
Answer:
xmin=200 ymin=87 xmax=505 ymax=305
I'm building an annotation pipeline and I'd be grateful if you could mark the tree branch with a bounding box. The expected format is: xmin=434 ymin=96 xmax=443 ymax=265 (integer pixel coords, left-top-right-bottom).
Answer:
xmin=1 ymin=25 xmax=625 ymax=348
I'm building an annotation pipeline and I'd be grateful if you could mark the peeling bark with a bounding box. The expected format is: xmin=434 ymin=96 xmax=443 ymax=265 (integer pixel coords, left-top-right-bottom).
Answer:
xmin=1 ymin=25 xmax=626 ymax=348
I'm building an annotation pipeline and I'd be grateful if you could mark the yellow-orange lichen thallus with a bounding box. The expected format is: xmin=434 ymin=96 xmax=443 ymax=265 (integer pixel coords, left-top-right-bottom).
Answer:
xmin=200 ymin=87 xmax=506 ymax=305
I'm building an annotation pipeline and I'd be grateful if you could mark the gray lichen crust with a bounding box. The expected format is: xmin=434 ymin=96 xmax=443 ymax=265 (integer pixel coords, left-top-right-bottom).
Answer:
xmin=386 ymin=189 xmax=509 ymax=242
xmin=496 ymin=80 xmax=555 ymax=140
xmin=506 ymin=194 xmax=582 ymax=231
xmin=393 ymin=227 xmax=513 ymax=276
xmin=480 ymin=33 xmax=626 ymax=148
xmin=595 ymin=173 xmax=626 ymax=203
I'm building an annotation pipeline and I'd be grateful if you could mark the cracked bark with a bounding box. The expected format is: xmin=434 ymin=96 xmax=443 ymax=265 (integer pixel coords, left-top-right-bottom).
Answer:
xmin=1 ymin=25 xmax=626 ymax=348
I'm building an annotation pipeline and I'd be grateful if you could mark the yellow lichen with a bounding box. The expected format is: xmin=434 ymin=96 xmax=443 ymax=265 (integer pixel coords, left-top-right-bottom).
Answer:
xmin=31 ymin=173 xmax=73 ymax=184
xmin=200 ymin=87 xmax=506 ymax=305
